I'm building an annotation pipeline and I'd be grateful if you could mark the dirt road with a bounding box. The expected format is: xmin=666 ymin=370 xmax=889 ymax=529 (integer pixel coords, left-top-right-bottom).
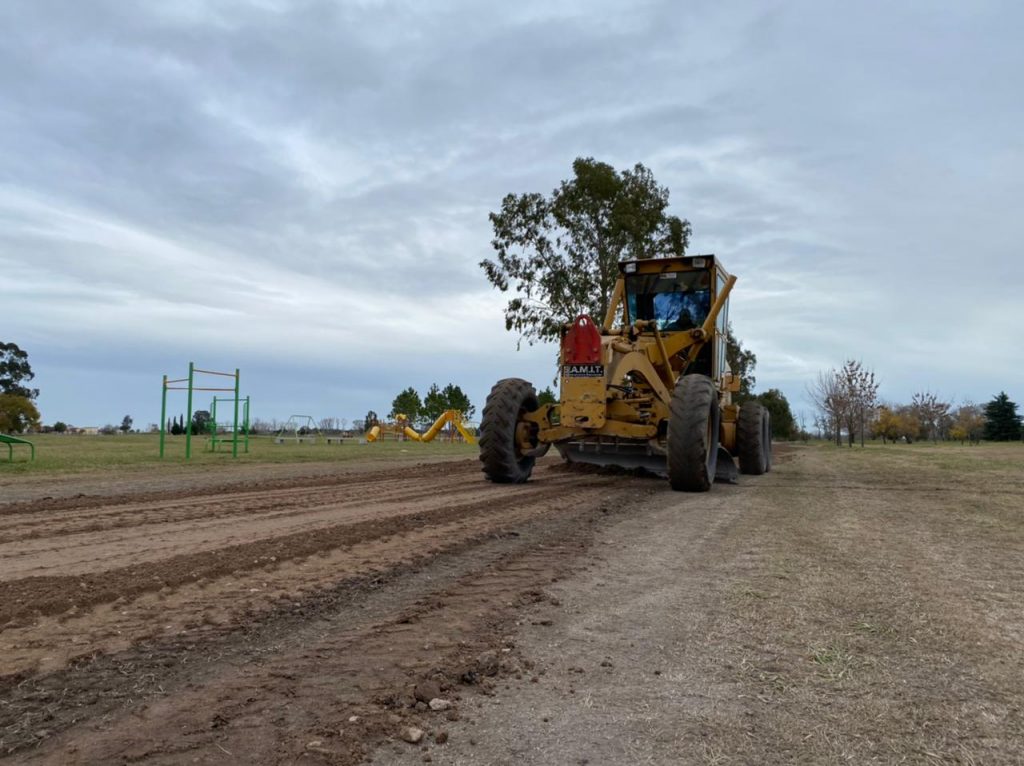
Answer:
xmin=2 ymin=445 xmax=1022 ymax=764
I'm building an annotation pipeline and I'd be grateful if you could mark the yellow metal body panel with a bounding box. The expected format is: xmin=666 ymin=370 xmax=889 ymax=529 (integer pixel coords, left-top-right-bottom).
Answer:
xmin=541 ymin=254 xmax=742 ymax=452
xmin=560 ymin=376 xmax=608 ymax=428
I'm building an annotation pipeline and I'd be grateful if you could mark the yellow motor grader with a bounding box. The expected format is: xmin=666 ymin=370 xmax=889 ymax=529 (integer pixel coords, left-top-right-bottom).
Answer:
xmin=479 ymin=254 xmax=771 ymax=491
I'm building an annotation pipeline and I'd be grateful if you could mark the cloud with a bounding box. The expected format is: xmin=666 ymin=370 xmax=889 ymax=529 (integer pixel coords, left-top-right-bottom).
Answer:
xmin=1 ymin=0 xmax=1022 ymax=427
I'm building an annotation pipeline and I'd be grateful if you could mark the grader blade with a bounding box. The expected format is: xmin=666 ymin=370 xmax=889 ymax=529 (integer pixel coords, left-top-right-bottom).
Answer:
xmin=714 ymin=446 xmax=739 ymax=484
xmin=556 ymin=440 xmax=669 ymax=477
xmin=556 ymin=441 xmax=739 ymax=483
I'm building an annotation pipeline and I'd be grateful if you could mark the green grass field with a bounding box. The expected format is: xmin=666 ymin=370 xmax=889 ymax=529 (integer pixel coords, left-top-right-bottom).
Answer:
xmin=806 ymin=438 xmax=1024 ymax=476
xmin=0 ymin=433 xmax=478 ymax=475
xmin=3 ymin=432 xmax=1020 ymax=478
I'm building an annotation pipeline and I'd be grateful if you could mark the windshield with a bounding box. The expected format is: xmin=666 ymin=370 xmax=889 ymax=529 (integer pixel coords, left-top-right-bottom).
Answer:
xmin=626 ymin=270 xmax=711 ymax=331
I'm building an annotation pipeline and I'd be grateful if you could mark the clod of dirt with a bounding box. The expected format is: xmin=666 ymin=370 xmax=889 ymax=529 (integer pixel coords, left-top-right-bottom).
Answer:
xmin=415 ymin=701 xmax=428 ymax=712
xmin=414 ymin=680 xmax=442 ymax=702
xmin=476 ymin=650 xmax=499 ymax=677
xmin=400 ymin=726 xmax=425 ymax=744
xmin=428 ymin=698 xmax=452 ymax=711
xmin=435 ymin=731 xmax=449 ymax=744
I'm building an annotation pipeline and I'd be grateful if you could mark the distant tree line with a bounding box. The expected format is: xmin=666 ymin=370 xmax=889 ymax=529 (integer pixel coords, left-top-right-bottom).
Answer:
xmin=809 ymin=359 xmax=1021 ymax=445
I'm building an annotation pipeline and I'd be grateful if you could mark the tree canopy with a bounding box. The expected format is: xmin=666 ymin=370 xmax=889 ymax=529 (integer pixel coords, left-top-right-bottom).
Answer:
xmin=481 ymin=157 xmax=691 ymax=344
xmin=0 ymin=394 xmax=40 ymax=434
xmin=983 ymin=392 xmax=1022 ymax=441
xmin=807 ymin=360 xmax=879 ymax=446
xmin=0 ymin=342 xmax=38 ymax=400
xmin=422 ymin=383 xmax=475 ymax=425
xmin=725 ymin=324 xmax=757 ymax=399
xmin=390 ymin=387 xmax=423 ymax=422
xmin=754 ymin=388 xmax=796 ymax=439
xmin=363 ymin=410 xmax=379 ymax=432
xmin=537 ymin=386 xmax=557 ymax=406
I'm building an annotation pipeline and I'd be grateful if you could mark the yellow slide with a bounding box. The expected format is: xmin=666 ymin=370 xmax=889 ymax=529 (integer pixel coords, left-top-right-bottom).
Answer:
xmin=366 ymin=411 xmax=476 ymax=444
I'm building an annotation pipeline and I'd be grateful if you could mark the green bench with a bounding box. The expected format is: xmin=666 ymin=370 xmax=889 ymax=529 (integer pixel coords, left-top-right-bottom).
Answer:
xmin=0 ymin=433 xmax=35 ymax=462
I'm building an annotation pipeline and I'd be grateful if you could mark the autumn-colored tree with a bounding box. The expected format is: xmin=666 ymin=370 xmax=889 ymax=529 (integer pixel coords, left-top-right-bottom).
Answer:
xmin=873 ymin=404 xmax=920 ymax=444
xmin=0 ymin=394 xmax=40 ymax=434
xmin=949 ymin=403 xmax=985 ymax=444
xmin=873 ymin=405 xmax=899 ymax=443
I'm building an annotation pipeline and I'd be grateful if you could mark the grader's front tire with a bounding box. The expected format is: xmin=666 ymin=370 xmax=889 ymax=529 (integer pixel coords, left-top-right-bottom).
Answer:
xmin=479 ymin=378 xmax=541 ymax=484
xmin=667 ymin=374 xmax=720 ymax=492
xmin=738 ymin=402 xmax=770 ymax=475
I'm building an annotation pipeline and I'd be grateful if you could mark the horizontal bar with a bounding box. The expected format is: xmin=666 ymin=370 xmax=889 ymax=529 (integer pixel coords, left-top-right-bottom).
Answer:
xmin=193 ymin=368 xmax=237 ymax=378
xmin=166 ymin=386 xmax=236 ymax=392
xmin=166 ymin=377 xmax=188 ymax=384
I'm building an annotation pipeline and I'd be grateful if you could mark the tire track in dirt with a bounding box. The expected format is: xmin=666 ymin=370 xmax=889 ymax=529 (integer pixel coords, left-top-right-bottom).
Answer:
xmin=0 ymin=472 xmax=611 ymax=624
xmin=0 ymin=473 xmax=655 ymax=763
xmin=0 ymin=464 xmax=487 ymax=542
xmin=0 ymin=474 xmax=512 ymax=574
xmin=0 ymin=460 xmax=471 ymax=516
xmin=0 ymin=476 xmax=616 ymax=679
xmin=0 ymin=465 xmax=598 ymax=581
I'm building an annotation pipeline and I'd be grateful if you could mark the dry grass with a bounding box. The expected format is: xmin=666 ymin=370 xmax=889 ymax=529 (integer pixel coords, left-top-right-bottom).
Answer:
xmin=700 ymin=443 xmax=1024 ymax=763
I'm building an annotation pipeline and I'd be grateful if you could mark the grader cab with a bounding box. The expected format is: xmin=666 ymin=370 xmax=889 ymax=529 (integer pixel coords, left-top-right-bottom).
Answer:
xmin=479 ymin=254 xmax=772 ymax=491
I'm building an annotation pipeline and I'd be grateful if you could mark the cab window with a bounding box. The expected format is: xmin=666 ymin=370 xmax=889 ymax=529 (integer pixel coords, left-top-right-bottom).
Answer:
xmin=626 ymin=270 xmax=712 ymax=331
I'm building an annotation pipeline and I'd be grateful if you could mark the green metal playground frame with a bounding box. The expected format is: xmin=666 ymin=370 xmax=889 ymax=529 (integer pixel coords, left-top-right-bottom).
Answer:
xmin=0 ymin=433 xmax=35 ymax=462
xmin=208 ymin=394 xmax=251 ymax=453
xmin=159 ymin=362 xmax=248 ymax=459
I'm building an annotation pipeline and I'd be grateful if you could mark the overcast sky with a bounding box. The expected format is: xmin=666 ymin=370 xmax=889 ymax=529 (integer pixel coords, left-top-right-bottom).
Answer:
xmin=2 ymin=0 xmax=1022 ymax=430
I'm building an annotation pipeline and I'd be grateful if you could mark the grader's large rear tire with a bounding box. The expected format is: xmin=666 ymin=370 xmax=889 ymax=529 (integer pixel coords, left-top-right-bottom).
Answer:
xmin=667 ymin=374 xmax=720 ymax=492
xmin=738 ymin=402 xmax=770 ymax=475
xmin=479 ymin=378 xmax=541 ymax=484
